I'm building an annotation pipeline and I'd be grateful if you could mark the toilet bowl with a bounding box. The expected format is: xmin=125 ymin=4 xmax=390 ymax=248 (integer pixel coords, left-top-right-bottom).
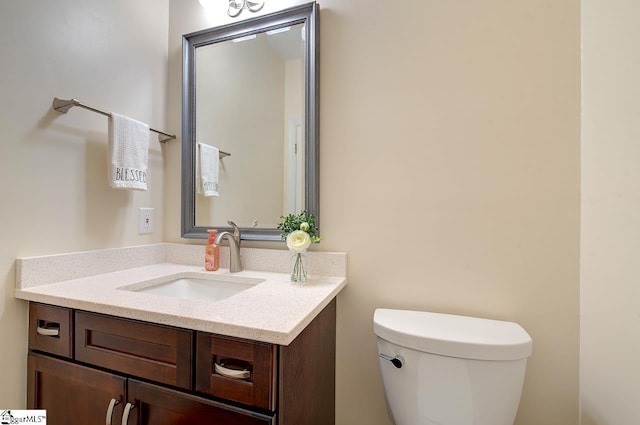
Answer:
xmin=373 ymin=309 xmax=532 ymax=425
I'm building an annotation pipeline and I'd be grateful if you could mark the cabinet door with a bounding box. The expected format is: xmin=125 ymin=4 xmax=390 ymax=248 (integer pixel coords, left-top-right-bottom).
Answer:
xmin=28 ymin=352 xmax=126 ymax=425
xmin=124 ymin=379 xmax=275 ymax=425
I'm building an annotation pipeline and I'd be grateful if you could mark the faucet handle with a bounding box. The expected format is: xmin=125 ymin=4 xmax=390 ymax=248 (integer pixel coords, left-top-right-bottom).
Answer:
xmin=227 ymin=220 xmax=241 ymax=240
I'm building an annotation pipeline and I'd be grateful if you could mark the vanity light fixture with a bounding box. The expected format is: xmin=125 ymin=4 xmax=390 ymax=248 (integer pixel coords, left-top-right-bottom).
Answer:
xmin=198 ymin=0 xmax=265 ymax=18
xmin=228 ymin=0 xmax=265 ymax=18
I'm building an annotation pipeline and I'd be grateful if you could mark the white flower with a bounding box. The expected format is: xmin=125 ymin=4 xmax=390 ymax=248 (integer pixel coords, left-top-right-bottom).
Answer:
xmin=300 ymin=222 xmax=310 ymax=232
xmin=286 ymin=230 xmax=311 ymax=252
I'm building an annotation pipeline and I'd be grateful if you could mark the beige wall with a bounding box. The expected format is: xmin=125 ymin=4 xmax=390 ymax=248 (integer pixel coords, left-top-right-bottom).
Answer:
xmin=0 ymin=1 xmax=581 ymax=423
xmin=168 ymin=1 xmax=581 ymax=424
xmin=580 ymin=1 xmax=640 ymax=424
xmin=0 ymin=0 xmax=168 ymax=407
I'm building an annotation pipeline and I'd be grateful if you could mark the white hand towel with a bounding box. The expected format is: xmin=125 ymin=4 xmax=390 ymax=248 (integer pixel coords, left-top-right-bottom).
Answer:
xmin=108 ymin=112 xmax=150 ymax=190
xmin=197 ymin=143 xmax=219 ymax=197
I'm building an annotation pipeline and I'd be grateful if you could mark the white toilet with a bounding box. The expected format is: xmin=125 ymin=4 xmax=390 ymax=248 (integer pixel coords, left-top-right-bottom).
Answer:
xmin=373 ymin=308 xmax=532 ymax=425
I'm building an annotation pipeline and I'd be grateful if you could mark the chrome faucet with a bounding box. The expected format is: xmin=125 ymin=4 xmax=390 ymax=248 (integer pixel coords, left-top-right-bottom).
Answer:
xmin=214 ymin=221 xmax=242 ymax=272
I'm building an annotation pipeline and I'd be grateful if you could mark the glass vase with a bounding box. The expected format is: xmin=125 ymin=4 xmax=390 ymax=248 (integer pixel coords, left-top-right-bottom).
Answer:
xmin=290 ymin=251 xmax=308 ymax=283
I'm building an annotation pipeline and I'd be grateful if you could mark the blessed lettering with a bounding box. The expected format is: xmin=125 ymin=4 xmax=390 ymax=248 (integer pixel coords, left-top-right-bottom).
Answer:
xmin=114 ymin=167 xmax=147 ymax=183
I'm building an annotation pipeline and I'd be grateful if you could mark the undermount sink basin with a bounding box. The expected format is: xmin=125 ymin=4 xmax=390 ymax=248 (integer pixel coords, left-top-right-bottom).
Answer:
xmin=122 ymin=274 xmax=264 ymax=302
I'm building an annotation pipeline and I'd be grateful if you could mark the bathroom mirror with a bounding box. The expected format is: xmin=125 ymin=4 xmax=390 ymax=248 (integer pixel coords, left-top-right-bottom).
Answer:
xmin=181 ymin=2 xmax=319 ymax=241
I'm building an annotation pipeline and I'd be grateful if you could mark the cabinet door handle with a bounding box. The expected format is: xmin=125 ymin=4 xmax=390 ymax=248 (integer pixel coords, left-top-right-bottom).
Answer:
xmin=105 ymin=398 xmax=119 ymax=425
xmin=121 ymin=402 xmax=135 ymax=425
xmin=36 ymin=325 xmax=60 ymax=336
xmin=214 ymin=362 xmax=251 ymax=379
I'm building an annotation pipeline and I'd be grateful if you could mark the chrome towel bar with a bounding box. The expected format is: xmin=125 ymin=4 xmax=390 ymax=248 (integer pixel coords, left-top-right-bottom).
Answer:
xmin=52 ymin=97 xmax=177 ymax=143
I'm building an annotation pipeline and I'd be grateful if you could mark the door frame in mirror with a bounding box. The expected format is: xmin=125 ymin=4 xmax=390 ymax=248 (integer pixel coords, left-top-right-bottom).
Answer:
xmin=181 ymin=2 xmax=319 ymax=241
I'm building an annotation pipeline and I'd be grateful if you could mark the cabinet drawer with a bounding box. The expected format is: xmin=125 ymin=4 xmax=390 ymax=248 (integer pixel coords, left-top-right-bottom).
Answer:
xmin=28 ymin=303 xmax=73 ymax=358
xmin=128 ymin=379 xmax=275 ymax=425
xmin=196 ymin=333 xmax=277 ymax=410
xmin=75 ymin=311 xmax=193 ymax=389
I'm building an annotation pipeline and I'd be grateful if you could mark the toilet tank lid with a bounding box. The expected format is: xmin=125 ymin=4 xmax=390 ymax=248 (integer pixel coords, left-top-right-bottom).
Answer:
xmin=373 ymin=309 xmax=532 ymax=361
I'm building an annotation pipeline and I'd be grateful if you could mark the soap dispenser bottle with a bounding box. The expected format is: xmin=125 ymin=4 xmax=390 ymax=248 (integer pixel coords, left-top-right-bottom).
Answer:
xmin=205 ymin=229 xmax=220 ymax=271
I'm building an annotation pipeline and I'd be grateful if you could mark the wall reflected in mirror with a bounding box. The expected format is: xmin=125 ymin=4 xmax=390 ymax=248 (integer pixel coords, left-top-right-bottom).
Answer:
xmin=195 ymin=23 xmax=306 ymax=229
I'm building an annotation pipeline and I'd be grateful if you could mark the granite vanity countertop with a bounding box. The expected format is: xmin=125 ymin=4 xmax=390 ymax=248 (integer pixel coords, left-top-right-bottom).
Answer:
xmin=15 ymin=244 xmax=347 ymax=346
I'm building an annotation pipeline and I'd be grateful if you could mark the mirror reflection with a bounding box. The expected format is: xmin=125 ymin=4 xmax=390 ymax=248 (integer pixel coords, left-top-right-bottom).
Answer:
xmin=195 ymin=23 xmax=306 ymax=229
xmin=181 ymin=2 xmax=318 ymax=241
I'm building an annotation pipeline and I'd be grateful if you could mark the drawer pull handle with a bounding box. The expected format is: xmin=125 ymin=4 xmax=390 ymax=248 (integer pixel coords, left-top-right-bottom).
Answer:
xmin=215 ymin=363 xmax=251 ymax=379
xmin=36 ymin=325 xmax=60 ymax=337
xmin=105 ymin=398 xmax=119 ymax=425
xmin=121 ymin=402 xmax=135 ymax=425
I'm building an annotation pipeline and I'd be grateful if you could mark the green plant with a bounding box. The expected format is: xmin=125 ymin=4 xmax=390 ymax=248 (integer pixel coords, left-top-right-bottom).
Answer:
xmin=277 ymin=210 xmax=320 ymax=243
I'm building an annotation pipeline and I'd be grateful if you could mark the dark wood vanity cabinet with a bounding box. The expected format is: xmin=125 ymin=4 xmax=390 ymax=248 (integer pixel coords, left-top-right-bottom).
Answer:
xmin=196 ymin=333 xmax=278 ymax=410
xmin=27 ymin=300 xmax=336 ymax=425
xmin=28 ymin=352 xmax=273 ymax=425
xmin=126 ymin=379 xmax=273 ymax=425
xmin=28 ymin=352 xmax=126 ymax=425
xmin=74 ymin=311 xmax=194 ymax=390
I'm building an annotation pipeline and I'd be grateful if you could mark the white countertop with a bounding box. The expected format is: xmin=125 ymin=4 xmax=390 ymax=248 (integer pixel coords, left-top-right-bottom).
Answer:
xmin=15 ymin=244 xmax=347 ymax=345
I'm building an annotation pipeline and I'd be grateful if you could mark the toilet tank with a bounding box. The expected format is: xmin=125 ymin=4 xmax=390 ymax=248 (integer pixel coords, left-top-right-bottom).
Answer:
xmin=374 ymin=309 xmax=533 ymax=425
